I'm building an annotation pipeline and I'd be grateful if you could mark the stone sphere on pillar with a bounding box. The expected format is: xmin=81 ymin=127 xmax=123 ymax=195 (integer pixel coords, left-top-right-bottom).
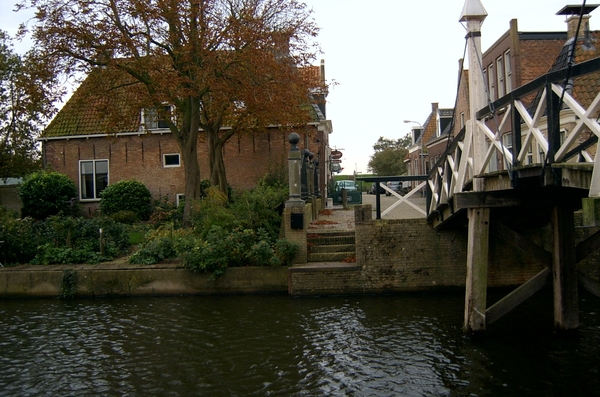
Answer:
xmin=289 ymin=132 xmax=300 ymax=146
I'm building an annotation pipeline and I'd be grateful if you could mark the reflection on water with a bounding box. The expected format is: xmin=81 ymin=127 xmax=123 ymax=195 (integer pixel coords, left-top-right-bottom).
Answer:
xmin=0 ymin=290 xmax=598 ymax=396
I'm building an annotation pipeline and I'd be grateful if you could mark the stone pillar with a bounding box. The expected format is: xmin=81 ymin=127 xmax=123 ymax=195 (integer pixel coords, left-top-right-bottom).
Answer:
xmin=285 ymin=132 xmax=307 ymax=264
xmin=287 ymin=133 xmax=302 ymax=203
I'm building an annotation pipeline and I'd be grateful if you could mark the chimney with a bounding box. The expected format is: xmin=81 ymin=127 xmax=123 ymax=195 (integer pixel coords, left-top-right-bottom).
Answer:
xmin=431 ymin=102 xmax=439 ymax=113
xmin=566 ymin=15 xmax=591 ymax=39
xmin=557 ymin=4 xmax=598 ymax=40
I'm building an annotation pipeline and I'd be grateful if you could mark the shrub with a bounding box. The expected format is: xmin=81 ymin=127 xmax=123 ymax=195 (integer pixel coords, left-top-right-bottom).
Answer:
xmin=31 ymin=244 xmax=103 ymax=265
xmin=229 ymin=184 xmax=287 ymax=241
xmin=180 ymin=226 xmax=297 ymax=277
xmin=0 ymin=208 xmax=38 ymax=265
xmin=109 ymin=210 xmax=139 ymax=225
xmin=100 ymin=180 xmax=152 ymax=221
xmin=274 ymin=239 xmax=299 ymax=266
xmin=190 ymin=188 xmax=236 ymax=237
xmin=0 ymin=205 xmax=130 ymax=265
xmin=19 ymin=171 xmax=78 ymax=220
xmin=128 ymin=237 xmax=176 ymax=265
xmin=128 ymin=226 xmax=193 ymax=265
xmin=149 ymin=196 xmax=182 ymax=226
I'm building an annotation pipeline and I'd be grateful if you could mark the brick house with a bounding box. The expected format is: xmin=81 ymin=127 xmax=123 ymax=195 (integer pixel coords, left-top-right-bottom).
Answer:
xmin=469 ymin=6 xmax=600 ymax=170
xmin=516 ymin=5 xmax=600 ymax=166
xmin=405 ymin=103 xmax=453 ymax=190
xmin=477 ymin=18 xmax=567 ymax=171
xmin=39 ymin=61 xmax=332 ymax=214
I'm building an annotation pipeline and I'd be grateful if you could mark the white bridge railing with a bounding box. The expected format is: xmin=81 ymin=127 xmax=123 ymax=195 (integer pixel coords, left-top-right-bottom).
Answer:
xmin=427 ymin=57 xmax=600 ymax=217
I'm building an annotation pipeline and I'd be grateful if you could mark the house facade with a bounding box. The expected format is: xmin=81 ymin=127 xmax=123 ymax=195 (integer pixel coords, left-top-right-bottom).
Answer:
xmin=39 ymin=62 xmax=332 ymax=214
xmin=405 ymin=103 xmax=453 ymax=190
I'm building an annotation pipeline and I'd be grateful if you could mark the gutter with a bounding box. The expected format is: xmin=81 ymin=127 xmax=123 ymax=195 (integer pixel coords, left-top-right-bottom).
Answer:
xmin=37 ymin=123 xmax=322 ymax=142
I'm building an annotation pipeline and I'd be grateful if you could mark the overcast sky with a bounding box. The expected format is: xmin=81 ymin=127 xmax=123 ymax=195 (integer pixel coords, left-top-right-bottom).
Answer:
xmin=0 ymin=0 xmax=586 ymax=174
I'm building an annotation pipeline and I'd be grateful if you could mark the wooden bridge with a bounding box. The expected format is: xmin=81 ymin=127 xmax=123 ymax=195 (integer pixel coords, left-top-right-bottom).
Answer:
xmin=423 ymin=2 xmax=600 ymax=334
xmin=358 ymin=1 xmax=600 ymax=334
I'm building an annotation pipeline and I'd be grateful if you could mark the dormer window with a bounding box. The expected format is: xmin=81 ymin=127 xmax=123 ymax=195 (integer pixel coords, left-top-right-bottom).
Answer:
xmin=141 ymin=105 xmax=174 ymax=130
xmin=411 ymin=127 xmax=421 ymax=145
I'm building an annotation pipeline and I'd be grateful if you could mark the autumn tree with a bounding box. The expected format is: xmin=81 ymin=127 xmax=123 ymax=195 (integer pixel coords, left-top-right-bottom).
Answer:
xmin=0 ymin=30 xmax=57 ymax=179
xmin=17 ymin=0 xmax=321 ymax=221
xmin=367 ymin=135 xmax=411 ymax=176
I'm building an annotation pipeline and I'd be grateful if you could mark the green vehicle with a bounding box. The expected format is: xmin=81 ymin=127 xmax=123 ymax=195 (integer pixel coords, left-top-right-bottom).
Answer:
xmin=328 ymin=180 xmax=362 ymax=205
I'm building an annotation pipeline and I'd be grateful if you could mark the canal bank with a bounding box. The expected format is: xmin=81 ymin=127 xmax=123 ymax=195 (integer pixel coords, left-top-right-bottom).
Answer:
xmin=0 ymin=261 xmax=289 ymax=298
xmin=2 ymin=200 xmax=599 ymax=298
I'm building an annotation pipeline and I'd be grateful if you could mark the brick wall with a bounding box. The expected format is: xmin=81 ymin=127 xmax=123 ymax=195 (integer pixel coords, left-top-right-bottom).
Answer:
xmin=43 ymin=126 xmax=321 ymax=210
xmin=519 ymin=39 xmax=565 ymax=85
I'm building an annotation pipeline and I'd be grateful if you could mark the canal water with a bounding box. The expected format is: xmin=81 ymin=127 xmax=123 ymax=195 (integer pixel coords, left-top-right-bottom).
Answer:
xmin=1 ymin=289 xmax=599 ymax=396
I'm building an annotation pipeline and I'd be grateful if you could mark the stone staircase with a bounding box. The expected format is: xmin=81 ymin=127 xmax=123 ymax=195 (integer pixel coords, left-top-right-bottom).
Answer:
xmin=307 ymin=231 xmax=356 ymax=262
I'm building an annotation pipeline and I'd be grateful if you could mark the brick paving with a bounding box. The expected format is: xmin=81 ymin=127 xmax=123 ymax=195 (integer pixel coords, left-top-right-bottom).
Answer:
xmin=308 ymin=193 xmax=427 ymax=232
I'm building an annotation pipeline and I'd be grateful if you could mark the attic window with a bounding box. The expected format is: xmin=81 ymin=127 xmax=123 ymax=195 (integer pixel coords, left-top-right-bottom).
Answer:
xmin=163 ymin=153 xmax=181 ymax=168
xmin=142 ymin=105 xmax=173 ymax=130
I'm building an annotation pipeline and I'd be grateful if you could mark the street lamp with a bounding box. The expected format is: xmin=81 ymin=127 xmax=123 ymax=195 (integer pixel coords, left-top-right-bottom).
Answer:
xmin=404 ymin=120 xmax=425 ymax=176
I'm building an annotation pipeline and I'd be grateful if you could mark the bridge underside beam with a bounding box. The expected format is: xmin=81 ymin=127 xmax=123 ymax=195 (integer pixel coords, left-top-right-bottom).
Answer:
xmin=455 ymin=187 xmax=586 ymax=211
xmin=576 ymin=227 xmax=600 ymax=263
xmin=486 ymin=268 xmax=551 ymax=326
xmin=579 ymin=272 xmax=600 ymax=298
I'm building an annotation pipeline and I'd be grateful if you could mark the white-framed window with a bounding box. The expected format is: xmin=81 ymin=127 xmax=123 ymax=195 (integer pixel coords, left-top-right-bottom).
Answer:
xmin=79 ymin=159 xmax=109 ymax=201
xmin=176 ymin=193 xmax=185 ymax=207
xmin=526 ymin=143 xmax=533 ymax=165
xmin=504 ymin=50 xmax=512 ymax=92
xmin=460 ymin=112 xmax=465 ymax=128
xmin=497 ymin=56 xmax=505 ymax=97
xmin=163 ymin=153 xmax=181 ymax=168
xmin=502 ymin=133 xmax=513 ymax=154
xmin=142 ymin=105 xmax=174 ymax=130
xmin=411 ymin=127 xmax=421 ymax=145
xmin=488 ymin=64 xmax=495 ymax=100
xmin=483 ymin=69 xmax=487 ymax=96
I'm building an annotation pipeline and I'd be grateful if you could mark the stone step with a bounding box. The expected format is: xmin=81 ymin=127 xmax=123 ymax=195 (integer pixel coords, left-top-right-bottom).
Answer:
xmin=307 ymin=232 xmax=355 ymax=246
xmin=309 ymin=244 xmax=355 ymax=254
xmin=308 ymin=252 xmax=356 ymax=262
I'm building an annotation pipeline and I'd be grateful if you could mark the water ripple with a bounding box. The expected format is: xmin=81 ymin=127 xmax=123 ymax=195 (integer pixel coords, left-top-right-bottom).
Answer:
xmin=0 ymin=292 xmax=599 ymax=396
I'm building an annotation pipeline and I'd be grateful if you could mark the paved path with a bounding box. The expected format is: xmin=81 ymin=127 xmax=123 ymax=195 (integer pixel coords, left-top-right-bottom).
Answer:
xmin=361 ymin=193 xmax=427 ymax=220
xmin=308 ymin=193 xmax=427 ymax=232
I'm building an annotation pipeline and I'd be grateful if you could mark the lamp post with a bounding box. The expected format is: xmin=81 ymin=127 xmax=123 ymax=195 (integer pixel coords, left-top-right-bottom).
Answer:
xmin=404 ymin=120 xmax=425 ymax=176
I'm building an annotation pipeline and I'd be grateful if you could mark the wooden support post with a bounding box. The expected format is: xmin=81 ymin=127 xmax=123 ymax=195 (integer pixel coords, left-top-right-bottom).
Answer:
xmin=464 ymin=207 xmax=490 ymax=334
xmin=552 ymin=204 xmax=578 ymax=332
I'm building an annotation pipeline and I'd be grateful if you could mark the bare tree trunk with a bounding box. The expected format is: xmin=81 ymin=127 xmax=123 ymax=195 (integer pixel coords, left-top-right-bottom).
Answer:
xmin=207 ymin=128 xmax=229 ymax=196
xmin=176 ymin=99 xmax=202 ymax=225
xmin=180 ymin=129 xmax=201 ymax=225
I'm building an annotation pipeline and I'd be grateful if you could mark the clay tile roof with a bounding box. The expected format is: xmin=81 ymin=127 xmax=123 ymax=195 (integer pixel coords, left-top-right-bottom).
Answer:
xmin=572 ymin=32 xmax=600 ymax=108
xmin=43 ymin=63 xmax=324 ymax=139
xmin=42 ymin=68 xmax=142 ymax=138
xmin=526 ymin=32 xmax=600 ymax=116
